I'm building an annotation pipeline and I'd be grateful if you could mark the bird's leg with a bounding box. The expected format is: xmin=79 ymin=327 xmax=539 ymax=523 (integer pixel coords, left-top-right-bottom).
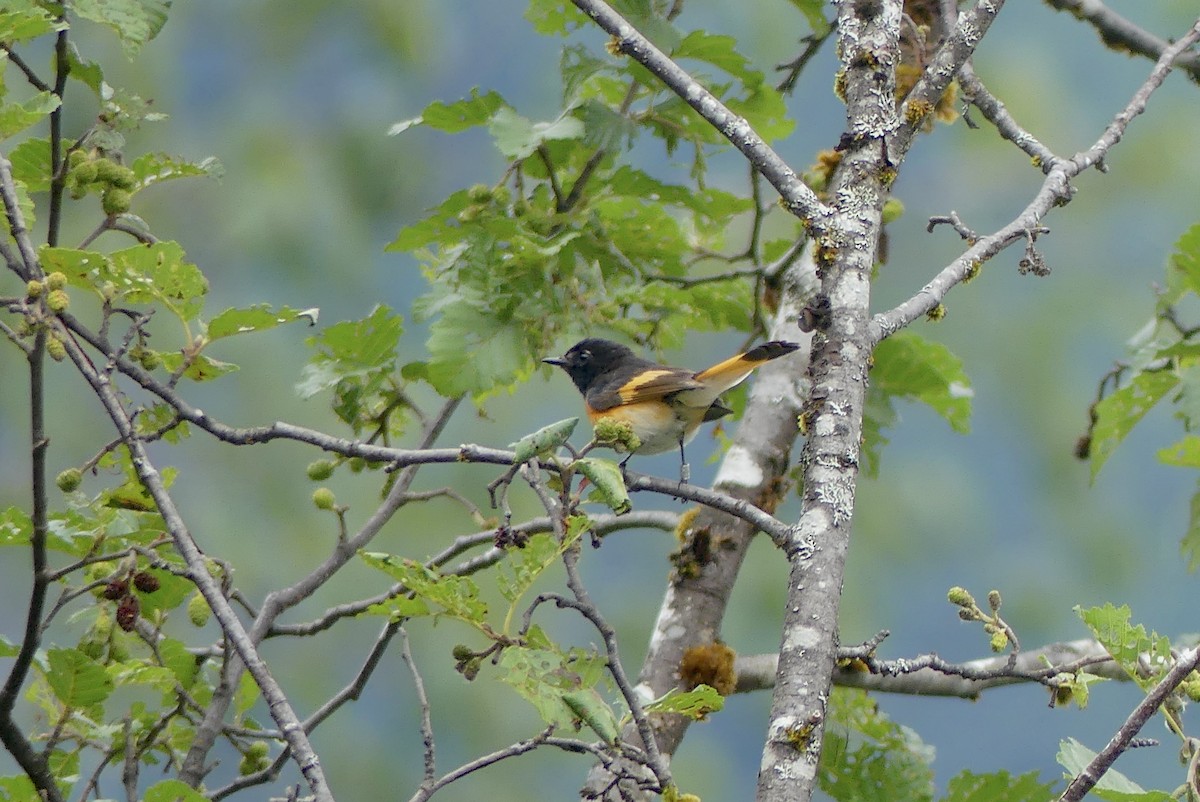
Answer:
xmin=678 ymin=440 xmax=690 ymax=485
xmin=619 ymin=453 xmax=634 ymax=484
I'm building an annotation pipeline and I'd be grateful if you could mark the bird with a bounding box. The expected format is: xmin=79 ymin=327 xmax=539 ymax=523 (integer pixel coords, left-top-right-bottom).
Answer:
xmin=543 ymin=337 xmax=799 ymax=482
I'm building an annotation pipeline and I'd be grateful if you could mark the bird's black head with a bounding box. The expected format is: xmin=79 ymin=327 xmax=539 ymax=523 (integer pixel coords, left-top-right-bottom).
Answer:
xmin=543 ymin=338 xmax=634 ymax=395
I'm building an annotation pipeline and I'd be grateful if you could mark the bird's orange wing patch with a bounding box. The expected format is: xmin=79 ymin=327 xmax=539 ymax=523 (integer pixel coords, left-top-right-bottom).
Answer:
xmin=615 ymin=368 xmax=702 ymax=405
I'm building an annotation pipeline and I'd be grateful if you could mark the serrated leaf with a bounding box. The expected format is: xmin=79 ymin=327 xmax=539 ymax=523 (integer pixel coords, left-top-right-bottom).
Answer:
xmin=8 ymin=138 xmax=52 ymax=193
xmin=298 ymin=305 xmax=403 ymax=398
xmin=0 ymin=8 xmax=65 ymax=43
xmin=131 ymin=152 xmax=223 ymax=186
xmin=71 ymin=0 xmax=170 ymax=58
xmin=819 ymin=688 xmax=936 ymax=802
xmin=574 ymin=457 xmax=631 ymax=515
xmin=0 ymin=506 xmax=33 ymax=547
xmin=1057 ymin=738 xmax=1169 ymax=797
xmin=1076 ymin=604 xmax=1172 ymax=689
xmin=46 ymin=648 xmax=114 ymax=707
xmin=424 ymin=299 xmax=530 ymax=397
xmin=360 ymin=553 xmax=488 ymax=623
xmin=158 ymin=638 xmax=199 ymax=688
xmin=872 ymin=331 xmax=973 ymax=433
xmin=644 ymin=685 xmax=724 ymax=719
xmin=0 ymin=91 xmax=61 ymax=139
xmin=108 ymin=661 xmax=176 ymax=693
xmin=941 ymin=769 xmax=1056 ymax=802
xmin=497 ymin=646 xmax=600 ymax=729
xmin=489 ymin=106 xmax=585 ymax=160
xmin=1089 ymin=371 xmax=1177 ymax=481
xmin=207 ymin=305 xmax=310 ymax=340
xmin=158 ymin=352 xmax=238 ymax=382
xmin=390 ymin=89 xmax=506 ymax=135
xmin=104 ymin=241 xmax=208 ymax=322
xmin=66 ymin=49 xmax=106 ymax=94
xmin=1168 ymin=222 xmax=1200 ymax=298
xmin=511 ymin=418 xmax=579 ymax=464
xmin=674 ymin=31 xmax=761 ymax=86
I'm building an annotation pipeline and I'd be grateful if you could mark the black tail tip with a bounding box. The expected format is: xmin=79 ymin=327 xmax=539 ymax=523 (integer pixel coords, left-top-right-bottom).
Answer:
xmin=745 ymin=340 xmax=800 ymax=361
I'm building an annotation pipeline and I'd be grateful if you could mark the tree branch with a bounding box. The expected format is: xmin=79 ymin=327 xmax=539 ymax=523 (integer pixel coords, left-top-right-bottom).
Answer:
xmin=569 ymin=0 xmax=830 ymax=228
xmin=870 ymin=17 xmax=1200 ymax=341
xmin=735 ymin=638 xmax=1125 ymax=698
xmin=1061 ymin=645 xmax=1200 ymax=801
xmin=55 ymin=326 xmax=336 ymax=802
xmin=1044 ymin=0 xmax=1200 ymax=82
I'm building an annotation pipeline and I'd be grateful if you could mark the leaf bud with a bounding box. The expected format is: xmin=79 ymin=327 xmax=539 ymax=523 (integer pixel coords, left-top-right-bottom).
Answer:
xmin=55 ymin=468 xmax=83 ymax=492
xmin=306 ymin=460 xmax=335 ymax=481
xmin=312 ymin=487 xmax=336 ymax=510
xmin=946 ymin=586 xmax=975 ymax=608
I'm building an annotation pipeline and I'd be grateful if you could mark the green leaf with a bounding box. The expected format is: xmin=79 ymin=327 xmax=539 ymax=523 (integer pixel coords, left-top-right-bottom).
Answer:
xmin=158 ymin=638 xmax=199 ymax=688
xmin=133 ymin=567 xmax=193 ymax=618
xmin=131 ymin=152 xmax=224 ymax=186
xmin=207 ymin=304 xmax=312 ymax=340
xmin=0 ymin=774 xmax=38 ymax=801
xmin=819 ymin=688 xmax=936 ymax=802
xmin=390 ymin=89 xmax=506 ymax=135
xmin=1056 ymin=738 xmax=1172 ymax=799
xmin=108 ymin=661 xmax=176 ymax=694
xmin=0 ymin=91 xmax=62 ymax=140
xmin=1075 ymin=604 xmax=1172 ymax=690
xmin=298 ymin=305 xmax=403 ymax=398
xmin=674 ymin=31 xmax=761 ymax=86
xmin=940 ymin=770 xmax=1056 ymax=802
xmin=45 ymin=648 xmax=114 ymax=707
xmin=424 ymin=298 xmax=530 ymax=397
xmin=644 ymin=685 xmax=724 ymax=719
xmin=562 ymin=689 xmax=620 ymax=743
xmin=106 ymin=241 xmax=209 ymax=322
xmin=0 ymin=7 xmax=65 ymax=43
xmin=1182 ymin=484 xmax=1200 ymax=572
xmin=158 ymin=352 xmax=238 ymax=382
xmin=1167 ymin=222 xmax=1200 ymax=298
xmin=1157 ymin=435 xmax=1200 ymax=468
xmin=143 ymin=779 xmax=209 ymax=802
xmin=872 ymin=331 xmax=973 ymax=433
xmin=8 ymin=138 xmax=52 ymax=193
xmin=510 ymin=418 xmax=579 ymax=464
xmin=234 ymin=669 xmax=259 ymax=718
xmin=861 ymin=381 xmax=898 ymax=478
xmin=786 ymin=0 xmax=832 ymax=35
xmin=489 ymin=106 xmax=585 ymax=160
xmin=71 ymin=0 xmax=170 ymax=58
xmin=1089 ymin=371 xmax=1177 ymax=481
xmin=574 ymin=457 xmax=631 ymax=515
xmin=525 ymin=0 xmax=588 ymax=35
xmin=0 ymin=506 xmax=33 ymax=547
xmin=361 ymin=553 xmax=488 ymax=623
xmin=497 ymin=646 xmax=604 ymax=729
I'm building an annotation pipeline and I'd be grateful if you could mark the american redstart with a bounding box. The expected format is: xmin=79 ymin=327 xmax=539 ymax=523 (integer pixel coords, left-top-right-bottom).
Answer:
xmin=544 ymin=338 xmax=800 ymax=482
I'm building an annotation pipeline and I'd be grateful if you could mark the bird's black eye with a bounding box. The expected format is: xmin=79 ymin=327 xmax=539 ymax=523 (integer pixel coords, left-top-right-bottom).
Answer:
xmin=578 ymin=350 xmax=591 ymax=363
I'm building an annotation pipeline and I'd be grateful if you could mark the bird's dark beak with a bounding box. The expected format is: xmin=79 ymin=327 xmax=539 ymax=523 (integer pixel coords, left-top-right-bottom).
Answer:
xmin=542 ymin=356 xmax=566 ymax=368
